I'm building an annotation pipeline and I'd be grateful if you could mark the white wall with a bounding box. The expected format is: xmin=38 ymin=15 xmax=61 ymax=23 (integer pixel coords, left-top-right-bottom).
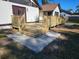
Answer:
xmin=27 ymin=7 xmax=39 ymax=22
xmin=53 ymin=6 xmax=60 ymax=16
xmin=0 ymin=1 xmax=39 ymax=25
xmin=0 ymin=1 xmax=12 ymax=24
xmin=60 ymin=12 xmax=71 ymax=16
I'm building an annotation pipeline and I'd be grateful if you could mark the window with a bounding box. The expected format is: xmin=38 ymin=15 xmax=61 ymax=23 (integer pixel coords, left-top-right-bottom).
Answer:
xmin=44 ymin=11 xmax=48 ymax=15
xmin=12 ymin=5 xmax=26 ymax=16
xmin=55 ymin=12 xmax=59 ymax=16
xmin=48 ymin=11 xmax=52 ymax=16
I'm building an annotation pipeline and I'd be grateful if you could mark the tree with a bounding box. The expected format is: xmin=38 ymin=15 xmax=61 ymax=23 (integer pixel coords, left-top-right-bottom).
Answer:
xmin=42 ymin=0 xmax=57 ymax=5
xmin=67 ymin=9 xmax=73 ymax=13
xmin=42 ymin=0 xmax=48 ymax=4
xmin=33 ymin=0 xmax=39 ymax=5
xmin=75 ymin=5 xmax=79 ymax=13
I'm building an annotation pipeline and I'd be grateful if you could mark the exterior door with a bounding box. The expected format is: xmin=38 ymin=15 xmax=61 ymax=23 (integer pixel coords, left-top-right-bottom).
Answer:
xmin=12 ymin=5 xmax=26 ymax=18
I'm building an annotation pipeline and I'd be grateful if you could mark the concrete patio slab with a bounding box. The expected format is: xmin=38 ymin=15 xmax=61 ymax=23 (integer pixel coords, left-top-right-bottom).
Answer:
xmin=7 ymin=32 xmax=60 ymax=53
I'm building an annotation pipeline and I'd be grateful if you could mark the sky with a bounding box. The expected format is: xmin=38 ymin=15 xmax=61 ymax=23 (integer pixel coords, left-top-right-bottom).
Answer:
xmin=38 ymin=0 xmax=79 ymax=12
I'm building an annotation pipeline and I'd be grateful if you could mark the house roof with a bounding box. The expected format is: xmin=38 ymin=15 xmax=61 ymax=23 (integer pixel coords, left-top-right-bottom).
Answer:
xmin=60 ymin=9 xmax=72 ymax=15
xmin=5 ymin=0 xmax=37 ymax=7
xmin=8 ymin=0 xmax=30 ymax=5
xmin=41 ymin=4 xmax=58 ymax=11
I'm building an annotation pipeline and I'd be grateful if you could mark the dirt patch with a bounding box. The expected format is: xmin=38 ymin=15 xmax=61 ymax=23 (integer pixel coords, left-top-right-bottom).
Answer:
xmin=51 ymin=24 xmax=79 ymax=33
xmin=0 ymin=47 xmax=11 ymax=59
xmin=51 ymin=27 xmax=79 ymax=33
xmin=0 ymin=39 xmax=11 ymax=46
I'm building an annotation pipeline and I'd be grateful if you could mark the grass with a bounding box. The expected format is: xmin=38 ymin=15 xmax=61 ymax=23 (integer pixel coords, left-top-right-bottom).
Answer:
xmin=57 ymin=32 xmax=79 ymax=59
xmin=0 ymin=22 xmax=79 ymax=59
xmin=0 ymin=34 xmax=6 ymax=39
xmin=0 ymin=31 xmax=79 ymax=59
xmin=68 ymin=16 xmax=79 ymax=23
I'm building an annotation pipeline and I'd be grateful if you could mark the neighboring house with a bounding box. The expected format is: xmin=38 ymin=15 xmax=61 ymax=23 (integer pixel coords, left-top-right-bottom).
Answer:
xmin=60 ymin=9 xmax=72 ymax=21
xmin=69 ymin=13 xmax=79 ymax=17
xmin=39 ymin=4 xmax=60 ymax=20
xmin=60 ymin=9 xmax=79 ymax=22
xmin=60 ymin=9 xmax=72 ymax=17
xmin=60 ymin=12 xmax=71 ymax=17
xmin=41 ymin=4 xmax=60 ymax=16
xmin=0 ymin=0 xmax=39 ymax=29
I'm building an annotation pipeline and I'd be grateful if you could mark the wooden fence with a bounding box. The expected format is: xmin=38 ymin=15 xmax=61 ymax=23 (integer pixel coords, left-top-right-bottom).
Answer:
xmin=12 ymin=15 xmax=65 ymax=36
xmin=43 ymin=16 xmax=65 ymax=28
xmin=12 ymin=15 xmax=49 ymax=36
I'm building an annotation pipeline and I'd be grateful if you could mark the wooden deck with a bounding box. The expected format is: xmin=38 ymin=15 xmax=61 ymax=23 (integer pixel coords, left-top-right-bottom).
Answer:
xmin=12 ymin=15 xmax=65 ymax=36
xmin=12 ymin=15 xmax=49 ymax=36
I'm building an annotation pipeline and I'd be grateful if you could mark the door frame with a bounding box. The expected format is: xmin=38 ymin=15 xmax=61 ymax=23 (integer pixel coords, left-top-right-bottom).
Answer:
xmin=12 ymin=5 xmax=27 ymax=22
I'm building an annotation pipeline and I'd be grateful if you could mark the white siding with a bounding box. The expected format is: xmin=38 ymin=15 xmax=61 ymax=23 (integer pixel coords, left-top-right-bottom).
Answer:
xmin=0 ymin=1 xmax=39 ymax=25
xmin=60 ymin=12 xmax=71 ymax=16
xmin=0 ymin=1 xmax=12 ymax=24
xmin=27 ymin=7 xmax=39 ymax=22
xmin=52 ymin=6 xmax=60 ymax=16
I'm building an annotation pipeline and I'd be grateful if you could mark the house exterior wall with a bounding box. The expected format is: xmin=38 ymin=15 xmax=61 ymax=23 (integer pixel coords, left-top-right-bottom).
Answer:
xmin=52 ymin=6 xmax=60 ymax=16
xmin=39 ymin=10 xmax=44 ymax=21
xmin=0 ymin=1 xmax=12 ymax=24
xmin=27 ymin=7 xmax=39 ymax=22
xmin=0 ymin=1 xmax=39 ymax=25
xmin=60 ymin=12 xmax=71 ymax=17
